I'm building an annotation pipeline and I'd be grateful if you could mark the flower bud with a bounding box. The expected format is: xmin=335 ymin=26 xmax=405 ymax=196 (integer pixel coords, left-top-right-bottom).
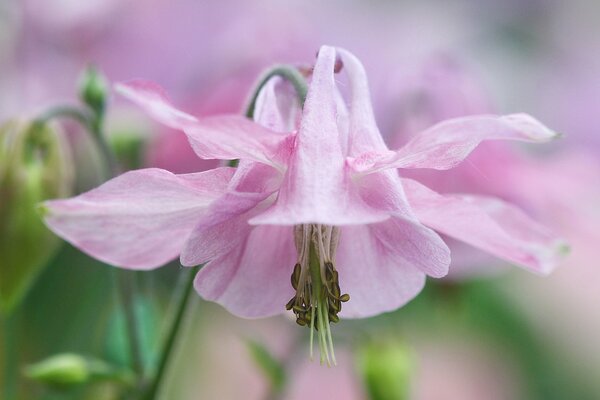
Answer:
xmin=356 ymin=340 xmax=413 ymax=400
xmin=24 ymin=353 xmax=134 ymax=389
xmin=79 ymin=66 xmax=108 ymax=117
xmin=24 ymin=354 xmax=90 ymax=387
xmin=0 ymin=119 xmax=73 ymax=314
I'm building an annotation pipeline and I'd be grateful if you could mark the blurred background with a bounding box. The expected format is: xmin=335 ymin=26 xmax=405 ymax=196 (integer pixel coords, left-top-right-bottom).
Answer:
xmin=1 ymin=0 xmax=599 ymax=399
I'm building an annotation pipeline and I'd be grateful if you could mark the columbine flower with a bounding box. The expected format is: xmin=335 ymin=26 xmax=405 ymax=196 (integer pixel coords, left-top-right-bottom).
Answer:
xmin=42 ymin=46 xmax=566 ymax=364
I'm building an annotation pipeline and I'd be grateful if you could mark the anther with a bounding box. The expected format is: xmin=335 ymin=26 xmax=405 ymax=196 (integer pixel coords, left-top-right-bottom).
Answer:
xmin=285 ymin=297 xmax=296 ymax=310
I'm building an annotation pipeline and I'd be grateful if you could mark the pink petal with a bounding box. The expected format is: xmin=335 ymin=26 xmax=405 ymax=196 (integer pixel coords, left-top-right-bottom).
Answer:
xmin=336 ymin=48 xmax=389 ymax=154
xmin=114 ymin=80 xmax=199 ymax=129
xmin=355 ymin=171 xmax=451 ymax=277
xmin=116 ymin=80 xmax=292 ymax=167
xmin=336 ymin=225 xmax=427 ymax=318
xmin=348 ymin=114 xmax=559 ymax=173
xmin=181 ymin=76 xmax=290 ymax=265
xmin=251 ymin=46 xmax=387 ymax=225
xmin=372 ymin=217 xmax=451 ymax=278
xmin=194 ymin=224 xmax=296 ymax=318
xmin=253 ymin=76 xmax=300 ymax=133
xmin=402 ymin=178 xmax=568 ymax=275
xmin=42 ymin=168 xmax=234 ymax=270
xmin=180 ymin=162 xmax=280 ymax=267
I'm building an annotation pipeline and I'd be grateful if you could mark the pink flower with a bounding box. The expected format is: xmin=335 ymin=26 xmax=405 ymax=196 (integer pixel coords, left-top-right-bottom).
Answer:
xmin=42 ymin=46 xmax=565 ymax=363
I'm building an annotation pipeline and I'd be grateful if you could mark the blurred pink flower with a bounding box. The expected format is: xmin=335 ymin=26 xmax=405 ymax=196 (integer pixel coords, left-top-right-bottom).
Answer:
xmin=42 ymin=46 xmax=564 ymax=328
xmin=383 ymin=56 xmax=597 ymax=281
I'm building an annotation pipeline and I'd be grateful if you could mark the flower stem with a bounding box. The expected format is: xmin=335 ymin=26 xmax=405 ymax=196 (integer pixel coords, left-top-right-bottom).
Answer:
xmin=227 ymin=65 xmax=308 ymax=170
xmin=115 ymin=271 xmax=144 ymax=377
xmin=36 ymin=105 xmax=118 ymax=178
xmin=142 ymin=267 xmax=197 ymax=400
xmin=244 ymin=64 xmax=309 ymax=119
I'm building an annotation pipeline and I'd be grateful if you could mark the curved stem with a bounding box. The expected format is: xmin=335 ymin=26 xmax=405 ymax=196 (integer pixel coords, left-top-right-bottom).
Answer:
xmin=142 ymin=267 xmax=197 ymax=400
xmin=244 ymin=65 xmax=308 ymax=119
xmin=227 ymin=64 xmax=308 ymax=170
xmin=35 ymin=105 xmax=118 ymax=178
xmin=36 ymin=106 xmax=91 ymax=128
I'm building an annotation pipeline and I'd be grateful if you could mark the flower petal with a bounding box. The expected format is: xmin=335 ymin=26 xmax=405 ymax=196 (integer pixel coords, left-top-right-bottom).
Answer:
xmin=253 ymin=76 xmax=301 ymax=133
xmin=181 ymin=77 xmax=287 ymax=266
xmin=372 ymin=217 xmax=451 ymax=278
xmin=42 ymin=168 xmax=234 ymax=270
xmin=116 ymin=80 xmax=292 ymax=167
xmin=402 ymin=178 xmax=568 ymax=275
xmin=336 ymin=48 xmax=389 ymax=154
xmin=114 ymin=80 xmax=199 ymax=129
xmin=180 ymin=161 xmax=280 ymax=266
xmin=336 ymin=225 xmax=427 ymax=318
xmin=348 ymin=114 xmax=559 ymax=173
xmin=194 ymin=224 xmax=296 ymax=318
xmin=251 ymin=46 xmax=387 ymax=225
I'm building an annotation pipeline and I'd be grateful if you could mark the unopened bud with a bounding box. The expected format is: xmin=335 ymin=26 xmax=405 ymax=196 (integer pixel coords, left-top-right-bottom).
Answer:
xmin=356 ymin=340 xmax=413 ymax=400
xmin=25 ymin=354 xmax=89 ymax=387
xmin=0 ymin=119 xmax=73 ymax=314
xmin=24 ymin=353 xmax=134 ymax=389
xmin=79 ymin=66 xmax=108 ymax=117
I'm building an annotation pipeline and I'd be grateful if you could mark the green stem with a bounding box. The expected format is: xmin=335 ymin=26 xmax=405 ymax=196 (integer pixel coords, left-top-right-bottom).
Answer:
xmin=142 ymin=267 xmax=197 ymax=400
xmin=36 ymin=106 xmax=90 ymax=128
xmin=228 ymin=65 xmax=308 ymax=170
xmin=244 ymin=65 xmax=309 ymax=119
xmin=115 ymin=271 xmax=144 ymax=377
xmin=35 ymin=105 xmax=118 ymax=178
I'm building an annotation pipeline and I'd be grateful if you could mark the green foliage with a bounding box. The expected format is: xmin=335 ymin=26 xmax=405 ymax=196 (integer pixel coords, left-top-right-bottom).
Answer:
xmin=357 ymin=340 xmax=412 ymax=400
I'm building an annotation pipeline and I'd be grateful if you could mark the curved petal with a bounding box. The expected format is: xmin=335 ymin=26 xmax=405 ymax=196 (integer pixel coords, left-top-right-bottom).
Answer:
xmin=402 ymin=178 xmax=568 ymax=275
xmin=41 ymin=168 xmax=234 ymax=270
xmin=182 ymin=75 xmax=292 ymax=266
xmin=354 ymin=170 xmax=450 ymax=278
xmin=181 ymin=161 xmax=281 ymax=266
xmin=114 ymin=80 xmax=199 ymax=129
xmin=336 ymin=48 xmax=389 ymax=154
xmin=254 ymin=76 xmax=301 ymax=133
xmin=372 ymin=217 xmax=451 ymax=278
xmin=348 ymin=114 xmax=559 ymax=174
xmin=336 ymin=225 xmax=426 ymax=318
xmin=251 ymin=46 xmax=387 ymax=226
xmin=116 ymin=80 xmax=292 ymax=167
xmin=194 ymin=225 xmax=296 ymax=318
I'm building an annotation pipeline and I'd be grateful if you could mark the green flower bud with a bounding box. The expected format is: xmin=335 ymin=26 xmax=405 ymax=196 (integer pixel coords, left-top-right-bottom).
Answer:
xmin=25 ymin=354 xmax=90 ymax=387
xmin=79 ymin=66 xmax=108 ymax=117
xmin=356 ymin=340 xmax=413 ymax=400
xmin=24 ymin=353 xmax=134 ymax=389
xmin=0 ymin=119 xmax=73 ymax=314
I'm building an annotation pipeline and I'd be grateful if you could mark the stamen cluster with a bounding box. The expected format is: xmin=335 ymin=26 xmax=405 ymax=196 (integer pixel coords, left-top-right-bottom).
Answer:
xmin=286 ymin=224 xmax=349 ymax=365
